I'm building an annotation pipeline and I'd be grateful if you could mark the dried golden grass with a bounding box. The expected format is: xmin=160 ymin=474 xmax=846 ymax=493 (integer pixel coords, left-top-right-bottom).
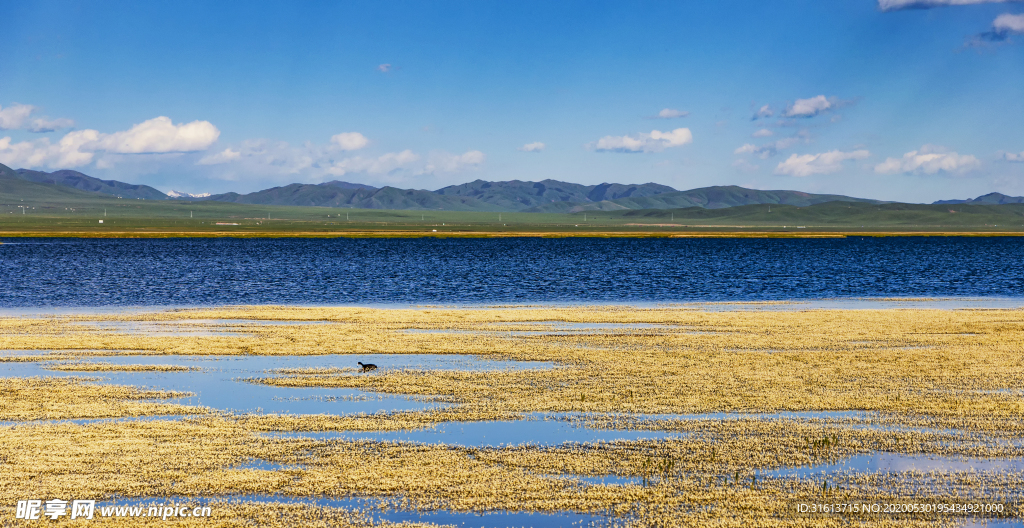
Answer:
xmin=1 ymin=306 xmax=1023 ymax=526
xmin=42 ymin=362 xmax=200 ymax=372
xmin=0 ymin=377 xmax=204 ymax=421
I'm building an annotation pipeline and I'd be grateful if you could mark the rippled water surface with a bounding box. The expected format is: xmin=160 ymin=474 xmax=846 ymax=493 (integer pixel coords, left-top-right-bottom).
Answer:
xmin=3 ymin=237 xmax=1024 ymax=306
xmin=98 ymin=496 xmax=602 ymax=528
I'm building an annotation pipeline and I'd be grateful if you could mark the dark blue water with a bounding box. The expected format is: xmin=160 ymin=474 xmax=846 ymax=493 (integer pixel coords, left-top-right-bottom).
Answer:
xmin=1 ymin=237 xmax=1022 ymax=307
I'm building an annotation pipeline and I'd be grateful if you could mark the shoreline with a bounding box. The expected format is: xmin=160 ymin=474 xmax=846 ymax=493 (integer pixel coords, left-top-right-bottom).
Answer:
xmin=2 ymin=230 xmax=1024 ymax=239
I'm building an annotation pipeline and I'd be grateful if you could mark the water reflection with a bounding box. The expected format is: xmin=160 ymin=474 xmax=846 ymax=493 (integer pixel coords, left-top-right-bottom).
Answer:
xmin=768 ymin=453 xmax=1024 ymax=479
xmin=261 ymin=417 xmax=686 ymax=447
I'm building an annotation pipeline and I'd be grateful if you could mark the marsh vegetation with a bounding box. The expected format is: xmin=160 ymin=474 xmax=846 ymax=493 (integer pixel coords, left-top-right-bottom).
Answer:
xmin=1 ymin=305 xmax=1023 ymax=526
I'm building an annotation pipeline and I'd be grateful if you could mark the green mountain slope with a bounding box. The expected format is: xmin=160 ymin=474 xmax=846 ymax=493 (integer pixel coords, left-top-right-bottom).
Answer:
xmin=933 ymin=192 xmax=1024 ymax=205
xmin=434 ymin=179 xmax=676 ymax=211
xmin=0 ymin=173 xmax=130 ymax=205
xmin=204 ymin=183 xmax=506 ymax=211
xmin=526 ymin=185 xmax=884 ymax=212
xmin=4 ymin=165 xmax=168 ymax=200
xmin=203 ymin=178 xmax=676 ymax=211
xmin=8 ymin=162 xmax=1023 ymax=221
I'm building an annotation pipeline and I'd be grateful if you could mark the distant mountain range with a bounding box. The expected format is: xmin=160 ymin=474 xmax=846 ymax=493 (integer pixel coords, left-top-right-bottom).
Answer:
xmin=1 ymin=164 xmax=167 ymax=200
xmin=3 ymin=162 xmax=1023 ymax=212
xmin=932 ymin=192 xmax=1024 ymax=206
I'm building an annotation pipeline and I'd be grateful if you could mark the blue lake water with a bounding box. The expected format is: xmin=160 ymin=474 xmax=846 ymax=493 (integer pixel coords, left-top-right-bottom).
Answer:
xmin=767 ymin=453 xmax=1024 ymax=479
xmin=2 ymin=237 xmax=1024 ymax=306
xmin=97 ymin=496 xmax=603 ymax=528
xmin=0 ymin=354 xmax=554 ymax=415
xmin=260 ymin=418 xmax=687 ymax=447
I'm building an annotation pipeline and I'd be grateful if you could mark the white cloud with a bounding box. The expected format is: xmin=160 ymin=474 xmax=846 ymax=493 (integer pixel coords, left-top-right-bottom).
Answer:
xmin=190 ymin=134 xmax=485 ymax=182
xmin=197 ymin=148 xmax=242 ymax=165
xmin=0 ymin=104 xmax=34 ymax=130
xmin=229 ymin=139 xmax=317 ymax=174
xmin=28 ymin=117 xmax=75 ymax=133
xmin=994 ymin=12 xmax=1024 ymax=32
xmin=328 ymin=150 xmax=420 ymax=176
xmin=784 ymin=95 xmax=835 ymax=118
xmin=775 ymin=149 xmax=870 ymax=177
xmin=966 ymin=12 xmax=1024 ymax=45
xmin=880 ymin=0 xmax=1023 ymax=10
xmin=752 ymin=105 xmax=774 ymax=120
xmin=591 ymin=128 xmax=693 ymax=153
xmin=734 ymin=134 xmax=806 ymax=159
xmin=655 ymin=108 xmax=689 ymax=119
xmin=752 ymin=129 xmax=774 ymax=138
xmin=0 ymin=114 xmax=216 ymax=169
xmin=378 ymin=63 xmax=392 ymax=73
xmin=330 ymin=132 xmax=369 ymax=151
xmin=0 ymin=103 xmax=75 ymax=132
xmin=0 ymin=132 xmax=97 ymax=168
xmin=423 ymin=150 xmax=485 ymax=174
xmin=873 ymin=145 xmax=981 ymax=175
xmin=1003 ymin=150 xmax=1024 ymax=162
xmin=518 ymin=142 xmax=545 ymax=152
xmin=89 ymin=116 xmax=219 ymax=154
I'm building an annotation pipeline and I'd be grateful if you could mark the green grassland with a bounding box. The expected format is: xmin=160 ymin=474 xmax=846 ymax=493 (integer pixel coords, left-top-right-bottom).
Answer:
xmin=2 ymin=176 xmax=1024 ymax=237
xmin=615 ymin=201 xmax=1024 ymax=230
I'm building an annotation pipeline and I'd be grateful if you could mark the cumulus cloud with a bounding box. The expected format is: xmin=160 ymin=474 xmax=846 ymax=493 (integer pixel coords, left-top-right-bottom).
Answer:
xmin=0 ymin=104 xmax=33 ymax=130
xmin=0 ymin=103 xmax=75 ymax=133
xmin=654 ymin=108 xmax=689 ymax=119
xmin=423 ymin=150 xmax=486 ymax=174
xmin=0 ymin=115 xmax=218 ymax=169
xmin=518 ymin=142 xmax=545 ymax=152
xmin=197 ymin=148 xmax=242 ymax=165
xmin=752 ymin=105 xmax=774 ymax=120
xmin=89 ymin=116 xmax=220 ymax=154
xmin=591 ymin=128 xmax=693 ymax=153
xmin=969 ymin=12 xmax=1024 ymax=43
xmin=1003 ymin=150 xmax=1024 ymax=162
xmin=995 ymin=12 xmax=1024 ymax=31
xmin=331 ymin=132 xmax=369 ymax=151
xmin=880 ymin=0 xmax=1023 ymax=10
xmin=874 ymin=145 xmax=981 ymax=175
xmin=328 ymin=150 xmax=420 ymax=176
xmin=784 ymin=95 xmax=837 ymax=118
xmin=775 ymin=149 xmax=870 ymax=177
xmin=752 ymin=129 xmax=774 ymax=138
xmin=0 ymin=132 xmax=97 ymax=168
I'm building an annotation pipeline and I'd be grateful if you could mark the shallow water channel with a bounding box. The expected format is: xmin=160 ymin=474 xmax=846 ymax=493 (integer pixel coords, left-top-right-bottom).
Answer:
xmin=768 ymin=453 xmax=1024 ymax=479
xmin=0 ymin=353 xmax=554 ymax=415
xmin=261 ymin=415 xmax=687 ymax=447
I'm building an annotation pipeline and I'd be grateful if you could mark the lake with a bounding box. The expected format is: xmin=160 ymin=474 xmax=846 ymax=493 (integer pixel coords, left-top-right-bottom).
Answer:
xmin=2 ymin=236 xmax=1023 ymax=307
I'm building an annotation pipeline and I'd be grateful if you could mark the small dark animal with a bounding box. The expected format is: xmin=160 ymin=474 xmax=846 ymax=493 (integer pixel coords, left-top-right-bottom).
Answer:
xmin=357 ymin=362 xmax=377 ymax=373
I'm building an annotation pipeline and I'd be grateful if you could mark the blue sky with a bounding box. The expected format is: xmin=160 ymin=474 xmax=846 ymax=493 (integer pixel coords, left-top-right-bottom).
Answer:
xmin=1 ymin=0 xmax=1022 ymax=202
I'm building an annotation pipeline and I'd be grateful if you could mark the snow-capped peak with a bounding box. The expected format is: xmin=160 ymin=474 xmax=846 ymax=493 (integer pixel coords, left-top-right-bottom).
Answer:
xmin=167 ymin=190 xmax=212 ymax=198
